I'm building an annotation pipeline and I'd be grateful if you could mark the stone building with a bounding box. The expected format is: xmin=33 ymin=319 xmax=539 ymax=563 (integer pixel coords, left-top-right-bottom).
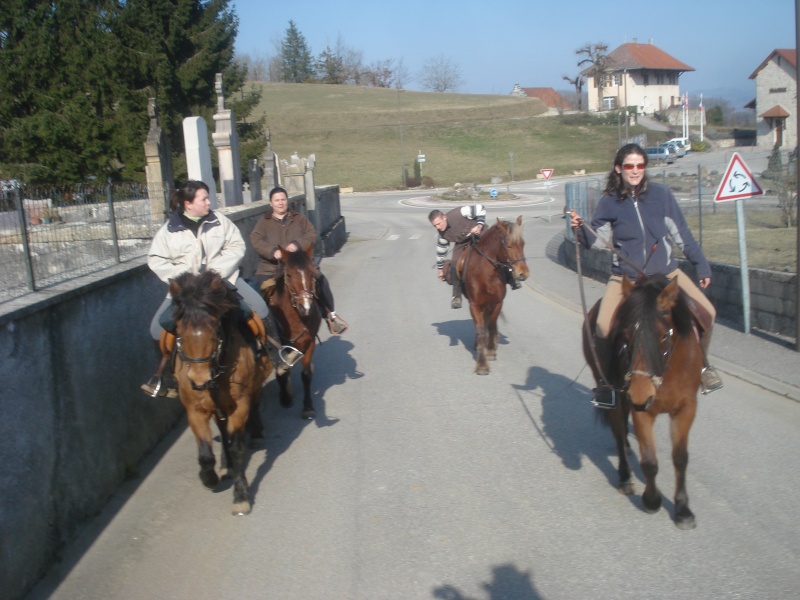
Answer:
xmin=747 ymin=49 xmax=797 ymax=151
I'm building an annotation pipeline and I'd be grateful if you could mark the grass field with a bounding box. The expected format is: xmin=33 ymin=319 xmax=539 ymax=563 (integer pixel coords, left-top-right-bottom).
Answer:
xmin=247 ymin=82 xmax=638 ymax=191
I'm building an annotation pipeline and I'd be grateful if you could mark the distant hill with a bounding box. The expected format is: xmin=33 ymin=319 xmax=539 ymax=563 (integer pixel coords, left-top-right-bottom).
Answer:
xmin=247 ymin=83 xmax=667 ymax=191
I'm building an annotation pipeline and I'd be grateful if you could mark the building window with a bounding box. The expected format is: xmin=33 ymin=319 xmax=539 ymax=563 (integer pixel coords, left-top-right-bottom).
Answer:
xmin=602 ymin=74 xmax=620 ymax=87
xmin=603 ymin=96 xmax=617 ymax=110
xmin=770 ymin=87 xmax=787 ymax=93
xmin=643 ymin=73 xmax=649 ymax=86
xmin=656 ymin=73 xmax=664 ymax=85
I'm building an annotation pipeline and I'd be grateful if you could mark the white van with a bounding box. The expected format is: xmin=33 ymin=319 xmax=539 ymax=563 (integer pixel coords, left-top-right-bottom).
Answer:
xmin=667 ymin=137 xmax=690 ymax=153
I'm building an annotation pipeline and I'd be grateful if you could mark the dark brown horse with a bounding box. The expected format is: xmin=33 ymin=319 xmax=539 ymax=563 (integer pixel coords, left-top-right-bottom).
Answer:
xmin=265 ymin=247 xmax=322 ymax=420
xmin=582 ymin=274 xmax=702 ymax=529
xmin=461 ymin=216 xmax=529 ymax=375
xmin=170 ymin=270 xmax=271 ymax=516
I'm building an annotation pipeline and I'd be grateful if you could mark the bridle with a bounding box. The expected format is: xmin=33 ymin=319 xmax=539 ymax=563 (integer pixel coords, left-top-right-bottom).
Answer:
xmin=621 ymin=318 xmax=677 ymax=411
xmin=473 ymin=227 xmax=525 ymax=275
xmin=284 ymin=267 xmax=316 ymax=310
xmin=176 ymin=324 xmax=225 ymax=391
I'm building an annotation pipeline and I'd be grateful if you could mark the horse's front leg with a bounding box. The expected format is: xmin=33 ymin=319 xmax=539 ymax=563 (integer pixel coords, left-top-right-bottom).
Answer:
xmin=670 ymin=401 xmax=698 ymax=529
xmin=277 ymin=370 xmax=294 ymax=408
xmin=470 ymin=304 xmax=489 ymax=375
xmin=608 ymin=403 xmax=634 ymax=495
xmin=226 ymin=407 xmax=252 ymax=516
xmin=185 ymin=406 xmax=219 ymax=490
xmin=485 ymin=303 xmax=502 ymax=361
xmin=300 ymin=350 xmax=316 ymax=421
xmin=631 ymin=411 xmax=661 ymax=513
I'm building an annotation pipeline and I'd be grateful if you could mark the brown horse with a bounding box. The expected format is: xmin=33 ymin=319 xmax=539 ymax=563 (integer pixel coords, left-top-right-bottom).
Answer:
xmin=582 ymin=274 xmax=702 ymax=529
xmin=461 ymin=216 xmax=529 ymax=375
xmin=265 ymin=247 xmax=322 ymax=420
xmin=170 ymin=270 xmax=271 ymax=516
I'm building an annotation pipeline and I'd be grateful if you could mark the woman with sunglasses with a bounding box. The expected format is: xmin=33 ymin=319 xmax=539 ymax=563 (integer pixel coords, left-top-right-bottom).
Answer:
xmin=569 ymin=142 xmax=722 ymax=395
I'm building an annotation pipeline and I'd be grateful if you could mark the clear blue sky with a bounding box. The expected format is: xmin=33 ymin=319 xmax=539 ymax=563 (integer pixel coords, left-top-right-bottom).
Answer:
xmin=232 ymin=0 xmax=795 ymax=106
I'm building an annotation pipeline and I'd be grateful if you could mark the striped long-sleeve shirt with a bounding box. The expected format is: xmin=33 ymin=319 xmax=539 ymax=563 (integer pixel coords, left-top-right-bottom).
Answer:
xmin=435 ymin=204 xmax=486 ymax=269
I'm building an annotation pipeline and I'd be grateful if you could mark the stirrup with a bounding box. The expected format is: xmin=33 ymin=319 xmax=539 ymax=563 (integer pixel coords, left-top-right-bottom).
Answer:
xmin=327 ymin=314 xmax=349 ymax=335
xmin=590 ymin=385 xmax=616 ymax=409
xmin=701 ymin=366 xmax=723 ymax=394
xmin=140 ymin=375 xmax=178 ymax=399
xmin=279 ymin=346 xmax=304 ymax=369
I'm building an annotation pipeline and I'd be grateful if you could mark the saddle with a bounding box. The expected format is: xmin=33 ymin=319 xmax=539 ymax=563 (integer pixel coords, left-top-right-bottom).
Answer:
xmin=442 ymin=248 xmax=472 ymax=286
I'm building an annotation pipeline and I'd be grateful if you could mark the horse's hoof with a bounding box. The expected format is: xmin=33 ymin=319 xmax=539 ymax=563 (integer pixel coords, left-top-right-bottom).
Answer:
xmin=675 ymin=508 xmax=696 ymax=530
xmin=617 ymin=481 xmax=635 ymax=495
xmin=280 ymin=396 xmax=294 ymax=409
xmin=487 ymin=354 xmax=497 ymax=361
xmin=231 ymin=501 xmax=251 ymax=516
xmin=642 ymin=494 xmax=663 ymax=513
xmin=301 ymin=409 xmax=315 ymax=421
xmin=476 ymin=368 xmax=490 ymax=375
xmin=199 ymin=470 xmax=219 ymax=490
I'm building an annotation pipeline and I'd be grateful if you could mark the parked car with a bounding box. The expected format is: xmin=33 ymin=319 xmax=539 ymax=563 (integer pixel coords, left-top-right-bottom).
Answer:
xmin=660 ymin=141 xmax=685 ymax=158
xmin=645 ymin=146 xmax=675 ymax=164
xmin=667 ymin=137 xmax=690 ymax=154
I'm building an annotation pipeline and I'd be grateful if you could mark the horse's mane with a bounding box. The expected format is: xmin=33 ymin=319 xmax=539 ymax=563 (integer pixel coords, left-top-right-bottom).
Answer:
xmin=613 ymin=274 xmax=695 ymax=376
xmin=286 ymin=249 xmax=313 ymax=270
xmin=478 ymin=219 xmax=522 ymax=248
xmin=171 ymin=271 xmax=239 ymax=328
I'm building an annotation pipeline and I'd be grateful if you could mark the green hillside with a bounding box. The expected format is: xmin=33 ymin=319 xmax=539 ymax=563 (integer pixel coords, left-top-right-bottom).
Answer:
xmin=247 ymin=83 xmax=643 ymax=191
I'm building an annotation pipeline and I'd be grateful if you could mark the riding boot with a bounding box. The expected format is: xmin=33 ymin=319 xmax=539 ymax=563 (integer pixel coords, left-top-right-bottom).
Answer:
xmin=506 ymin=267 xmax=521 ymax=290
xmin=263 ymin=312 xmax=302 ymax=376
xmin=141 ymin=330 xmax=178 ymax=398
xmin=451 ymin=278 xmax=463 ymax=309
xmin=699 ymin=328 xmax=723 ymax=394
xmin=590 ymin=336 xmax=616 ymax=408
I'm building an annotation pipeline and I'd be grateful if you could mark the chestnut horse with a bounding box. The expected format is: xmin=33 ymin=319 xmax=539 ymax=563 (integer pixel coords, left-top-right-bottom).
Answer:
xmin=582 ymin=274 xmax=702 ymax=529
xmin=461 ymin=216 xmax=529 ymax=375
xmin=265 ymin=247 xmax=322 ymax=420
xmin=170 ymin=270 xmax=271 ymax=515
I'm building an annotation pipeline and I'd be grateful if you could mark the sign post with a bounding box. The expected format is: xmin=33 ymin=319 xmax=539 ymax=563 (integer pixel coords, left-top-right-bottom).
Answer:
xmin=541 ymin=169 xmax=554 ymax=222
xmin=714 ymin=152 xmax=764 ymax=333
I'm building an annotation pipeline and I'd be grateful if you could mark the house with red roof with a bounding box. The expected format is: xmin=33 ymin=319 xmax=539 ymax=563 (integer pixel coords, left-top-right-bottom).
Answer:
xmin=510 ymin=85 xmax=570 ymax=111
xmin=748 ymin=49 xmax=796 ymax=150
xmin=583 ymin=40 xmax=694 ymax=115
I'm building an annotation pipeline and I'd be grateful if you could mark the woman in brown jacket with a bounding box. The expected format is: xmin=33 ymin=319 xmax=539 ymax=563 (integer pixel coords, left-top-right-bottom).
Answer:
xmin=251 ymin=186 xmax=348 ymax=335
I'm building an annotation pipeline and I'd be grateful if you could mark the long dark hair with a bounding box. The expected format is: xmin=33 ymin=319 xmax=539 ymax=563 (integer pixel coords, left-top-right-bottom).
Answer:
xmin=169 ymin=180 xmax=210 ymax=213
xmin=603 ymin=143 xmax=648 ymax=198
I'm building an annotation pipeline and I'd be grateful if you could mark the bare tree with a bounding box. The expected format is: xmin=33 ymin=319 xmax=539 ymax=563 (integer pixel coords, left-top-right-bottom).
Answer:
xmin=561 ymin=74 xmax=584 ymax=111
xmin=393 ymin=57 xmax=412 ymax=89
xmin=419 ymin=55 xmax=463 ymax=92
xmin=575 ymin=42 xmax=609 ymax=110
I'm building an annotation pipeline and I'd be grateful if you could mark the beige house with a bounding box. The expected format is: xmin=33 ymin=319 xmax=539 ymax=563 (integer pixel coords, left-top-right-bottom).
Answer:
xmin=748 ymin=49 xmax=797 ymax=150
xmin=583 ymin=41 xmax=694 ymax=115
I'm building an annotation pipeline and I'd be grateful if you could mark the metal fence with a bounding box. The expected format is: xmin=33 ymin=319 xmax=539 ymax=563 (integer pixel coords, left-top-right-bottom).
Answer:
xmin=564 ymin=150 xmax=798 ymax=274
xmin=0 ymin=181 xmax=171 ymax=304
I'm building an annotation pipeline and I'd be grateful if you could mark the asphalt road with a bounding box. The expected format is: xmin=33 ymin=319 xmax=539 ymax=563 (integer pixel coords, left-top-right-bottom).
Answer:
xmin=28 ymin=190 xmax=800 ymax=600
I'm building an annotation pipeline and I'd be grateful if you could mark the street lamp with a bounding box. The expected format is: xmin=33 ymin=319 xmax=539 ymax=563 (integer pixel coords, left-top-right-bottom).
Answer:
xmin=397 ymin=88 xmax=406 ymax=187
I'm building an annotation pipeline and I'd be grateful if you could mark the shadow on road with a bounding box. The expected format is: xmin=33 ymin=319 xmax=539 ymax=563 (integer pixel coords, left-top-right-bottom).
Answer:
xmin=432 ymin=562 xmax=543 ymax=599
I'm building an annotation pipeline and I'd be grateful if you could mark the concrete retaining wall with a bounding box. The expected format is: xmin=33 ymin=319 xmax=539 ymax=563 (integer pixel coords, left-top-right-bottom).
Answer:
xmin=0 ymin=187 xmax=344 ymax=599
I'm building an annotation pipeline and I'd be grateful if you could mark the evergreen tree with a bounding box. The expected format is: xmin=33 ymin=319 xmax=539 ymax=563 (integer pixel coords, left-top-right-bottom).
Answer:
xmin=281 ymin=21 xmax=314 ymax=83
xmin=316 ymin=45 xmax=345 ymax=84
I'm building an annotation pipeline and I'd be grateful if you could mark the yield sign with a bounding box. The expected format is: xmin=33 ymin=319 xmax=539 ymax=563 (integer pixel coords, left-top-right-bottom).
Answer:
xmin=540 ymin=168 xmax=553 ymax=181
xmin=714 ymin=152 xmax=763 ymax=202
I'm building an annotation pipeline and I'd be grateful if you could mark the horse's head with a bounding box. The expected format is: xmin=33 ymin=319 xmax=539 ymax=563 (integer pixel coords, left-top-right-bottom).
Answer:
xmin=169 ymin=271 xmax=237 ymax=391
xmin=279 ymin=247 xmax=317 ymax=317
xmin=615 ymin=274 xmax=689 ymax=409
xmin=495 ymin=216 xmax=529 ymax=283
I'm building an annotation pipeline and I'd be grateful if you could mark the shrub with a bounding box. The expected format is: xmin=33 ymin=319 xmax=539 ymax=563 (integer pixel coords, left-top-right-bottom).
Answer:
xmin=691 ymin=141 xmax=708 ymax=152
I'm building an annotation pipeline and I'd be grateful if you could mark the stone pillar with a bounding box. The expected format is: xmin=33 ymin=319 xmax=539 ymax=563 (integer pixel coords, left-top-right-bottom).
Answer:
xmin=280 ymin=151 xmax=305 ymax=197
xmin=212 ymin=73 xmax=243 ymax=207
xmin=262 ymin=128 xmax=279 ymax=193
xmin=143 ymin=98 xmax=174 ymax=221
xmin=183 ymin=116 xmax=218 ymax=209
xmin=249 ymin=159 xmax=262 ymax=202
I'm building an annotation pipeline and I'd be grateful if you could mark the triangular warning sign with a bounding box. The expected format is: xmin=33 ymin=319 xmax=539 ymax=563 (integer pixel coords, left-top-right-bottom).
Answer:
xmin=714 ymin=152 xmax=764 ymax=202
xmin=540 ymin=168 xmax=553 ymax=181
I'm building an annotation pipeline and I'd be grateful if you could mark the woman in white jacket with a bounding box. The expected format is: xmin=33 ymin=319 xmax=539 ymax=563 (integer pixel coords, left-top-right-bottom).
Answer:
xmin=141 ymin=181 xmax=292 ymax=398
